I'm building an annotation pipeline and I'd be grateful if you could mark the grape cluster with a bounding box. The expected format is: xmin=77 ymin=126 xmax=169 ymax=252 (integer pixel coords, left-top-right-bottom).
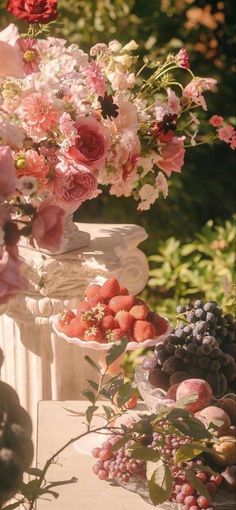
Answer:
xmin=92 ymin=437 xmax=146 ymax=483
xmin=0 ymin=380 xmax=34 ymax=507
xmin=143 ymin=300 xmax=235 ymax=397
xmin=173 ymin=471 xmax=221 ymax=510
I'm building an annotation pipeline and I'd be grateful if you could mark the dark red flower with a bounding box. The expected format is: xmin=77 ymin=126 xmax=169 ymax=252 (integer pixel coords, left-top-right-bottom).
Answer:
xmin=6 ymin=0 xmax=58 ymax=24
xmin=98 ymin=92 xmax=119 ymax=120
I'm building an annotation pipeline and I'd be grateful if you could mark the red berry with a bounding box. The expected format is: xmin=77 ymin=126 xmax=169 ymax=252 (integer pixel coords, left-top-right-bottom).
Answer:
xmin=100 ymin=277 xmax=120 ymax=300
xmin=197 ymin=495 xmax=210 ymax=508
xmin=106 ymin=328 xmax=129 ymax=342
xmin=101 ymin=315 xmax=117 ymax=331
xmin=210 ymin=474 xmax=222 ymax=486
xmin=109 ymin=295 xmax=135 ymax=313
xmin=175 ymin=493 xmax=185 ymax=503
xmin=132 ymin=320 xmax=156 ymax=342
xmin=184 ymin=495 xmax=197 ymax=506
xmin=206 ymin=482 xmax=217 ymax=496
xmin=76 ymin=301 xmax=91 ymax=315
xmin=151 ymin=314 xmax=168 ymax=336
xmin=84 ymin=326 xmax=104 ymax=342
xmin=115 ymin=310 xmax=134 ymax=331
xmin=181 ymin=483 xmax=194 ymax=496
xmin=98 ymin=469 xmax=109 ymax=480
xmin=196 ymin=472 xmax=208 ymax=483
xmin=130 ymin=304 xmax=149 ymax=320
xmin=77 ymin=312 xmax=95 ymax=331
xmin=58 ymin=310 xmax=76 ymax=331
xmin=99 ymin=449 xmax=113 ymax=461
xmin=65 ymin=317 xmax=86 ymax=337
xmin=125 ymin=395 xmax=138 ymax=409
xmin=85 ymin=284 xmax=104 ymax=304
xmin=92 ymin=447 xmax=101 ymax=458
xmin=119 ymin=285 xmax=129 ymax=295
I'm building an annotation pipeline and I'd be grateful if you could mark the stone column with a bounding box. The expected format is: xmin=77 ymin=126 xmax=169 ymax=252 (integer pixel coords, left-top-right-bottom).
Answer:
xmin=0 ymin=223 xmax=149 ymax=437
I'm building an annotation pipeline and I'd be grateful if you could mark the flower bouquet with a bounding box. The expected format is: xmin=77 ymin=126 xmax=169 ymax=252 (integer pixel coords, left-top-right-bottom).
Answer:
xmin=0 ymin=1 xmax=235 ymax=304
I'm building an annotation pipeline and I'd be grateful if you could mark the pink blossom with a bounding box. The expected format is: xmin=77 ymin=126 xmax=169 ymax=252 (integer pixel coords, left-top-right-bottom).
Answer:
xmin=114 ymin=96 xmax=138 ymax=132
xmin=84 ymin=62 xmax=105 ymax=97
xmin=176 ymin=48 xmax=190 ymax=69
xmin=156 ymin=171 xmax=168 ymax=198
xmin=54 ymin=159 xmax=98 ymax=208
xmin=16 ymin=150 xmax=49 ymax=185
xmin=20 ymin=93 xmax=60 ymax=140
xmin=0 ymin=146 xmax=16 ymax=200
xmin=217 ymin=124 xmax=235 ymax=144
xmin=108 ymin=71 xmax=135 ymax=91
xmin=17 ymin=38 xmax=40 ymax=74
xmin=69 ymin=116 xmax=110 ymax=169
xmin=0 ymin=24 xmax=24 ymax=79
xmin=209 ymin=115 xmax=224 ymax=128
xmin=167 ymin=88 xmax=181 ymax=115
xmin=183 ymin=77 xmax=217 ymax=111
xmin=138 ymin=184 xmax=159 ymax=211
xmin=0 ymin=248 xmax=26 ymax=305
xmin=31 ymin=198 xmax=65 ymax=252
xmin=230 ymin=132 xmax=236 ymax=150
xmin=157 ymin=137 xmax=185 ymax=176
xmin=58 ymin=112 xmax=77 ymax=149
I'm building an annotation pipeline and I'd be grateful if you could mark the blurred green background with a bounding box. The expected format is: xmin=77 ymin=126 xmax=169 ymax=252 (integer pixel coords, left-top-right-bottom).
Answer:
xmin=0 ymin=0 xmax=235 ymax=315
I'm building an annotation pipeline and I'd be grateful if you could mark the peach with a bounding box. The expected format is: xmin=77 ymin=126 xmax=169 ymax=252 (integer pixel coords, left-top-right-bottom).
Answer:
xmin=209 ymin=436 xmax=236 ymax=466
xmin=195 ymin=406 xmax=231 ymax=435
xmin=176 ymin=378 xmax=213 ymax=413
xmin=166 ymin=383 xmax=179 ymax=401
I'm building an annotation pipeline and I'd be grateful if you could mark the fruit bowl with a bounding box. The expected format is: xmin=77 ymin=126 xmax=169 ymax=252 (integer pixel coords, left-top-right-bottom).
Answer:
xmin=135 ymin=364 xmax=174 ymax=412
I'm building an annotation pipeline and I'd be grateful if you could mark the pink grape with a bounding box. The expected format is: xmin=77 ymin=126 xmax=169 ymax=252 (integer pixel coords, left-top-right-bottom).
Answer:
xmin=181 ymin=483 xmax=194 ymax=496
xmin=197 ymin=495 xmax=210 ymax=508
xmin=184 ymin=495 xmax=197 ymax=506
xmin=92 ymin=447 xmax=101 ymax=458
xmin=99 ymin=449 xmax=113 ymax=461
xmin=98 ymin=469 xmax=109 ymax=480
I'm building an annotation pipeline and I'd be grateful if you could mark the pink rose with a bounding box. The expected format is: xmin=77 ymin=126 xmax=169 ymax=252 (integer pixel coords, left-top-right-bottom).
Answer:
xmin=0 ymin=146 xmax=16 ymax=200
xmin=53 ymin=159 xmax=98 ymax=208
xmin=0 ymin=24 xmax=24 ymax=79
xmin=0 ymin=248 xmax=26 ymax=305
xmin=157 ymin=137 xmax=185 ymax=176
xmin=31 ymin=198 xmax=65 ymax=252
xmin=68 ymin=116 xmax=109 ymax=169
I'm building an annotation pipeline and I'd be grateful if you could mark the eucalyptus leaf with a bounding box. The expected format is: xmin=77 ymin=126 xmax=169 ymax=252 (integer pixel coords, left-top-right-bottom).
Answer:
xmin=81 ymin=389 xmax=96 ymax=404
xmin=85 ymin=405 xmax=98 ymax=425
xmin=84 ymin=355 xmax=100 ymax=372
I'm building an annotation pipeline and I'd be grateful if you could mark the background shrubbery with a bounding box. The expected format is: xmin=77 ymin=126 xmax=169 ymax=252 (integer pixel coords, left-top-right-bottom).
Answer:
xmin=0 ymin=0 xmax=235 ymax=313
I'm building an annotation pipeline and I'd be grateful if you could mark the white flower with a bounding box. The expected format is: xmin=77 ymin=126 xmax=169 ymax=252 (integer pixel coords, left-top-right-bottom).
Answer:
xmin=16 ymin=176 xmax=38 ymax=196
xmin=156 ymin=171 xmax=168 ymax=198
xmin=138 ymin=184 xmax=159 ymax=210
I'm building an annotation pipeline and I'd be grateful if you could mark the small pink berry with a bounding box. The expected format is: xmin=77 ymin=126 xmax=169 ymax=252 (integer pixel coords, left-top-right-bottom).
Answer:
xmin=98 ymin=469 xmax=109 ymax=480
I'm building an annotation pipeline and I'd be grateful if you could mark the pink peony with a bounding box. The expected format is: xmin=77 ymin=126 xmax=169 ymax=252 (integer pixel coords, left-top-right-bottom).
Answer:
xmin=183 ymin=77 xmax=217 ymax=111
xmin=0 ymin=248 xmax=26 ymax=305
xmin=17 ymin=38 xmax=40 ymax=74
xmin=157 ymin=137 xmax=185 ymax=176
xmin=53 ymin=159 xmax=98 ymax=208
xmin=0 ymin=146 xmax=16 ymax=200
xmin=69 ymin=116 xmax=110 ymax=169
xmin=209 ymin=115 xmax=224 ymax=128
xmin=31 ymin=198 xmax=65 ymax=252
xmin=0 ymin=24 xmax=24 ymax=79
xmin=16 ymin=149 xmax=49 ymax=185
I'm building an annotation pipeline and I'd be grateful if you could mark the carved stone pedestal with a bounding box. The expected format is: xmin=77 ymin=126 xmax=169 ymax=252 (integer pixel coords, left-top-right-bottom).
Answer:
xmin=0 ymin=223 xmax=149 ymax=441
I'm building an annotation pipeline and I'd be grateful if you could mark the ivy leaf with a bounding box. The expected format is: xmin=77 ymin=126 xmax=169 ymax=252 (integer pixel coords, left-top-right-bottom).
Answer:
xmin=130 ymin=446 xmax=161 ymax=462
xmin=175 ymin=444 xmax=205 ymax=464
xmin=81 ymin=390 xmax=95 ymax=404
xmin=84 ymin=355 xmax=100 ymax=372
xmin=106 ymin=338 xmax=128 ymax=366
xmin=147 ymin=459 xmax=172 ymax=505
xmin=85 ymin=405 xmax=98 ymax=426
xmin=186 ymin=469 xmax=212 ymax=503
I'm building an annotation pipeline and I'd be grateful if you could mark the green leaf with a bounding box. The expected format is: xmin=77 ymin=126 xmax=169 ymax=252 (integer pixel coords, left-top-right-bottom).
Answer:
xmin=186 ymin=469 xmax=212 ymax=503
xmin=81 ymin=389 xmax=95 ymax=403
xmin=102 ymin=405 xmax=114 ymax=420
xmin=3 ymin=503 xmax=24 ymax=510
xmin=117 ymin=381 xmax=136 ymax=407
xmin=132 ymin=418 xmax=153 ymax=436
xmin=175 ymin=444 xmax=205 ymax=464
xmin=26 ymin=467 xmax=43 ymax=477
xmin=147 ymin=459 xmax=172 ymax=505
xmin=20 ymin=479 xmax=40 ymax=498
xmin=84 ymin=355 xmax=100 ymax=372
xmin=87 ymin=379 xmax=99 ymax=391
xmin=175 ymin=393 xmax=198 ymax=408
xmin=85 ymin=405 xmax=98 ymax=425
xmin=130 ymin=446 xmax=161 ymax=462
xmin=106 ymin=338 xmax=128 ymax=366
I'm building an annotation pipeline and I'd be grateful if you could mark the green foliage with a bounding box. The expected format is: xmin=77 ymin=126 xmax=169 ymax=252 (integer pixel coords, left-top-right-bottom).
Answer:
xmin=147 ymin=216 xmax=235 ymax=319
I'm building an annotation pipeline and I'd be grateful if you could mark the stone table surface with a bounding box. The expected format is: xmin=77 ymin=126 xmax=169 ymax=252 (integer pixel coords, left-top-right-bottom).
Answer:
xmin=36 ymin=400 xmax=155 ymax=510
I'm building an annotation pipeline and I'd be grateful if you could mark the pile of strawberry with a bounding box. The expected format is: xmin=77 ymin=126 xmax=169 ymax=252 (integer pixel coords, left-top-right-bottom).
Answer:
xmin=57 ymin=277 xmax=168 ymax=344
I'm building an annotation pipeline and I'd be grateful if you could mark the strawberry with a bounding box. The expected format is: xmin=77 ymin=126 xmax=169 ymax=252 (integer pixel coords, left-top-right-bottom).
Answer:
xmin=151 ymin=313 xmax=168 ymax=336
xmin=85 ymin=284 xmax=103 ymax=304
xmin=76 ymin=300 xmax=91 ymax=316
xmin=77 ymin=311 xmax=95 ymax=330
xmin=106 ymin=328 xmax=130 ymax=343
xmin=125 ymin=394 xmax=138 ymax=409
xmin=115 ymin=310 xmax=134 ymax=331
xmin=100 ymin=277 xmax=120 ymax=300
xmin=66 ymin=317 xmax=86 ymax=338
xmin=130 ymin=304 xmax=149 ymax=320
xmin=84 ymin=326 xmax=104 ymax=343
xmin=119 ymin=285 xmax=129 ymax=296
xmin=101 ymin=315 xmax=117 ymax=331
xmin=92 ymin=303 xmax=113 ymax=321
xmin=132 ymin=320 xmax=156 ymax=343
xmin=58 ymin=310 xmax=76 ymax=332
xmin=109 ymin=295 xmax=135 ymax=314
